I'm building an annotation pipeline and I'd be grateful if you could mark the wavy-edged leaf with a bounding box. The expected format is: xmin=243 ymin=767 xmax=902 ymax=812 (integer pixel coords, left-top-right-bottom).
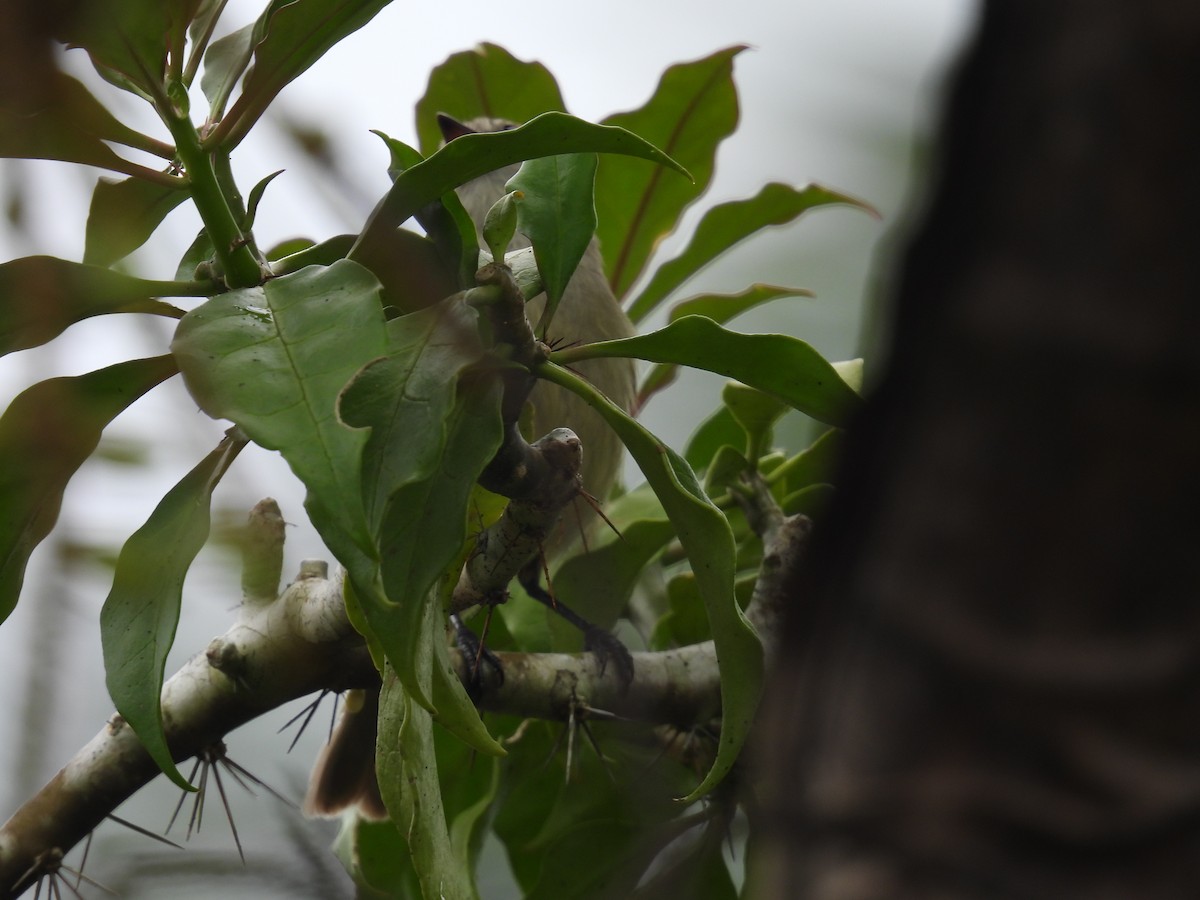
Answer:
xmin=341 ymin=310 xmax=504 ymax=722
xmin=0 ymin=73 xmax=167 ymax=170
xmin=100 ymin=435 xmax=243 ymax=789
xmin=84 ymin=176 xmax=190 ymax=267
xmin=0 ymin=257 xmax=185 ymax=357
xmin=506 ymin=152 xmax=598 ymax=324
xmin=638 ymin=284 xmax=813 ymax=408
xmin=201 ymin=22 xmax=255 ymax=119
xmin=0 ymin=356 xmax=178 ymax=623
xmin=171 ymin=261 xmax=387 ymax=556
xmin=537 ymin=362 xmax=760 ymax=802
xmin=415 ymin=42 xmax=567 ymax=156
xmin=353 ymin=113 xmax=689 ymax=264
xmin=684 ymin=405 xmax=742 ymax=472
xmin=558 ymin=315 xmax=862 ymax=428
xmin=216 ymin=0 xmax=394 ymax=149
xmin=628 ymin=182 xmax=877 ymax=322
xmin=597 ymin=46 xmax=746 ymax=300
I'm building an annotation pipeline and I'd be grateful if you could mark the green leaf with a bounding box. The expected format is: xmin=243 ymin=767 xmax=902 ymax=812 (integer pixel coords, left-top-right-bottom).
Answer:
xmin=216 ymin=0 xmax=395 ymax=149
xmin=0 ymin=257 xmax=184 ymax=357
xmin=415 ymin=42 xmax=567 ymax=156
xmin=200 ymin=22 xmax=255 ymax=119
xmin=335 ymin=817 xmax=421 ymax=898
xmin=376 ymin=671 xmax=479 ymax=900
xmin=506 ymin=153 xmax=598 ymax=328
xmin=54 ymin=0 xmax=201 ymax=92
xmin=597 ymin=46 xmax=746 ymax=300
xmin=628 ymin=182 xmax=877 ymax=322
xmin=769 ymin=427 xmax=844 ymax=495
xmin=100 ymin=435 xmax=243 ymax=789
xmin=0 ymin=74 xmax=168 ymax=171
xmin=554 ymin=517 xmax=675 ymax=631
xmin=638 ymin=285 xmax=813 ymax=409
xmin=171 ymin=261 xmax=387 ymax=557
xmin=684 ymin=406 xmax=743 ymax=472
xmin=557 ymin=316 xmax=863 ymax=428
xmin=243 ymin=168 xmax=284 ymax=230
xmin=669 ymin=283 xmax=813 ymax=323
xmin=0 ymin=356 xmax=178 ymax=624
xmin=537 ymin=362 xmax=761 ymax=802
xmin=723 ymin=381 xmax=788 ymax=463
xmin=353 ymin=112 xmax=689 ymax=264
xmin=342 ymin=314 xmax=504 ymax=723
xmin=371 ymin=130 xmax=477 ymax=292
xmin=84 ymin=176 xmax=191 ymax=267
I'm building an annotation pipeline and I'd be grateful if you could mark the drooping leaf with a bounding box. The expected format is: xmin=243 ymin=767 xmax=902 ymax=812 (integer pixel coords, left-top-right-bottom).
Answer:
xmin=537 ymin=362 xmax=761 ymax=802
xmin=376 ymin=671 xmax=479 ymax=900
xmin=171 ymin=261 xmax=387 ymax=557
xmin=557 ymin=315 xmax=863 ymax=428
xmin=414 ymin=43 xmax=567 ymax=156
xmin=597 ymin=46 xmax=746 ymax=300
xmin=0 ymin=73 xmax=168 ymax=172
xmin=334 ymin=816 xmax=421 ymax=898
xmin=0 ymin=257 xmax=185 ymax=357
xmin=340 ymin=306 xmax=504 ymax=720
xmin=506 ymin=153 xmax=598 ymax=328
xmin=84 ymin=176 xmax=191 ymax=267
xmin=352 ymin=113 xmax=689 ymax=265
xmin=200 ymin=22 xmax=255 ymax=119
xmin=54 ymin=0 xmax=202 ymax=93
xmin=215 ymin=0 xmax=395 ymax=149
xmin=100 ymin=435 xmax=243 ymax=789
xmin=0 ymin=356 xmax=178 ymax=623
xmin=638 ymin=284 xmax=814 ymax=408
xmin=627 ymin=182 xmax=877 ymax=322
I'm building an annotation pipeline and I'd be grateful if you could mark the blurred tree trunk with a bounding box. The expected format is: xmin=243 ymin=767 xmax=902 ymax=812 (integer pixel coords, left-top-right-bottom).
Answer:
xmin=750 ymin=2 xmax=1200 ymax=897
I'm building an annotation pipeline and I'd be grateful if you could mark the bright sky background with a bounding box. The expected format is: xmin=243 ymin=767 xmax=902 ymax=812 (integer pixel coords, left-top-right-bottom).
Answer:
xmin=0 ymin=1 xmax=978 ymax=893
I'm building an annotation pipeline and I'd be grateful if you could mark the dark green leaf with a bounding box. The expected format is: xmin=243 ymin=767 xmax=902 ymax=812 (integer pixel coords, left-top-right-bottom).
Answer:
xmin=0 ymin=256 xmax=183 ymax=357
xmin=597 ymin=46 xmax=746 ymax=300
xmin=84 ymin=175 xmax=191 ymax=267
xmin=353 ymin=113 xmax=689 ymax=264
xmin=200 ymin=22 xmax=255 ymax=118
xmin=415 ymin=43 xmax=567 ymax=156
xmin=0 ymin=356 xmax=178 ymax=623
xmin=769 ymin=427 xmax=844 ymax=496
xmin=627 ymin=182 xmax=877 ymax=322
xmin=703 ymin=444 xmax=750 ymax=497
xmin=684 ymin=405 xmax=743 ymax=472
xmin=171 ymin=261 xmax=387 ymax=556
xmin=781 ymin=482 xmax=835 ymax=519
xmin=341 ymin=308 xmax=504 ymax=721
xmin=507 ymin=153 xmax=598 ymax=326
xmin=100 ymin=435 xmax=243 ymax=788
xmin=554 ymin=517 xmax=675 ymax=631
xmin=558 ymin=315 xmax=863 ymax=428
xmin=537 ymin=362 xmax=760 ymax=802
xmin=216 ymin=0 xmax=394 ymax=149
xmin=371 ymin=130 xmax=477 ymax=291
xmin=638 ymin=285 xmax=813 ymax=409
xmin=54 ymin=0 xmax=201 ymax=92
xmin=0 ymin=74 xmax=167 ymax=171
xmin=243 ymin=168 xmax=284 ymax=230
xmin=723 ymin=381 xmax=788 ymax=462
